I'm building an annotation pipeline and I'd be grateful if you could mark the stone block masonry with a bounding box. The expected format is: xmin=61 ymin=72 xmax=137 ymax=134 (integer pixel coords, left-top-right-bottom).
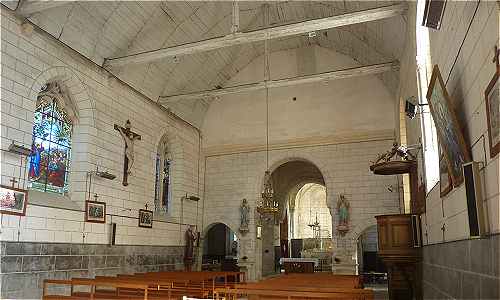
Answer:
xmin=422 ymin=235 xmax=500 ymax=299
xmin=0 ymin=241 xmax=190 ymax=299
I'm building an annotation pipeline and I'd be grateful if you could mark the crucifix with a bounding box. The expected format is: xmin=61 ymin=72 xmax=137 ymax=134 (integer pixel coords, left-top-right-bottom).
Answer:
xmin=114 ymin=120 xmax=141 ymax=186
xmin=9 ymin=177 xmax=18 ymax=188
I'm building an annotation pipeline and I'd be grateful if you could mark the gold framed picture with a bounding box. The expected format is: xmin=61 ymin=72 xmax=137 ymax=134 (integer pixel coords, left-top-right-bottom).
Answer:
xmin=426 ymin=65 xmax=471 ymax=187
xmin=485 ymin=67 xmax=500 ymax=158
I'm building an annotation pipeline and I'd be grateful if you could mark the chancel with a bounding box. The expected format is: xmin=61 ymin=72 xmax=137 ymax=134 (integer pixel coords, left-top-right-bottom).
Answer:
xmin=0 ymin=1 xmax=498 ymax=300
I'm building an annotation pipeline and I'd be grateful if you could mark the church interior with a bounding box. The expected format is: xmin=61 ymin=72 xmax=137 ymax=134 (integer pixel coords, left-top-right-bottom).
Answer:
xmin=0 ymin=1 xmax=499 ymax=299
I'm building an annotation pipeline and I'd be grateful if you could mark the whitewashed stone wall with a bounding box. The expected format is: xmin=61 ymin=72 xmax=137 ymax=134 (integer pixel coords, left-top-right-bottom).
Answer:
xmin=0 ymin=8 xmax=201 ymax=246
xmin=202 ymin=138 xmax=400 ymax=280
xmin=398 ymin=2 xmax=499 ymax=298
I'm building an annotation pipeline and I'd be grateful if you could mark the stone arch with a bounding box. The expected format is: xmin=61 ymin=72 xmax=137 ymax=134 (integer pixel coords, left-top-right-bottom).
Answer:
xmin=27 ymin=66 xmax=96 ymax=202
xmin=29 ymin=66 xmax=96 ymax=128
xmin=349 ymin=218 xmax=378 ymax=241
xmin=253 ymin=155 xmax=332 ymax=201
xmin=201 ymin=222 xmax=238 ymax=239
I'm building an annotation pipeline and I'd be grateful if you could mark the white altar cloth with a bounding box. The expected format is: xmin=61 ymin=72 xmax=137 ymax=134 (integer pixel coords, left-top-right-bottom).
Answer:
xmin=279 ymin=258 xmax=319 ymax=266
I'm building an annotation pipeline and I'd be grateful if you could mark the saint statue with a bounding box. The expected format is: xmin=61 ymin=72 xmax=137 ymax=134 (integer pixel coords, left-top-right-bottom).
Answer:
xmin=239 ymin=198 xmax=250 ymax=233
xmin=337 ymin=194 xmax=349 ymax=234
xmin=184 ymin=225 xmax=197 ymax=271
xmin=114 ymin=120 xmax=141 ymax=186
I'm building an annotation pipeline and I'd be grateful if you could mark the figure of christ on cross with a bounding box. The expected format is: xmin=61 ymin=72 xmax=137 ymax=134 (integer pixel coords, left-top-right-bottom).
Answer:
xmin=114 ymin=120 xmax=141 ymax=186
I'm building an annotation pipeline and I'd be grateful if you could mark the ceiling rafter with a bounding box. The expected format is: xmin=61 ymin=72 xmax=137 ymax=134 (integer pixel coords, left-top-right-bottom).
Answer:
xmin=103 ymin=4 xmax=407 ymax=68
xmin=16 ymin=0 xmax=70 ymax=16
xmin=159 ymin=61 xmax=399 ymax=104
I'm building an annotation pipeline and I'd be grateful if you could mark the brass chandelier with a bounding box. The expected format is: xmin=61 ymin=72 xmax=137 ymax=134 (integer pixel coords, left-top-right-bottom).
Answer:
xmin=257 ymin=8 xmax=279 ymax=216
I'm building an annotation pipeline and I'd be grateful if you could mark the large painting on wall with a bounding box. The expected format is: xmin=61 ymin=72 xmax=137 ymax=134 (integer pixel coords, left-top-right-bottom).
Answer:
xmin=426 ymin=65 xmax=471 ymax=187
xmin=485 ymin=66 xmax=499 ymax=158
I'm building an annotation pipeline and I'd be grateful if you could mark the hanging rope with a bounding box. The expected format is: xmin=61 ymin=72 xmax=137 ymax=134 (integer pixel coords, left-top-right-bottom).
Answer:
xmin=264 ymin=4 xmax=270 ymax=171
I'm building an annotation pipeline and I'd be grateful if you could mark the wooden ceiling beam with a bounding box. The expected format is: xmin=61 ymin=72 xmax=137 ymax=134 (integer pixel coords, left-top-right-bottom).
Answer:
xmin=158 ymin=61 xmax=399 ymax=104
xmin=104 ymin=4 xmax=406 ymax=68
xmin=17 ymin=0 xmax=71 ymax=16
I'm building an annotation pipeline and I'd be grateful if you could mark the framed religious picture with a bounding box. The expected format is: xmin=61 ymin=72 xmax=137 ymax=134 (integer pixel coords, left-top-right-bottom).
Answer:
xmin=0 ymin=185 xmax=28 ymax=216
xmin=85 ymin=200 xmax=106 ymax=223
xmin=485 ymin=66 xmax=499 ymax=158
xmin=426 ymin=65 xmax=471 ymax=187
xmin=439 ymin=153 xmax=452 ymax=197
xmin=138 ymin=209 xmax=153 ymax=228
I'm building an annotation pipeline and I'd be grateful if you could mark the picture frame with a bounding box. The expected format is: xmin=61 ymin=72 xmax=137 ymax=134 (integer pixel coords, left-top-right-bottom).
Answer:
xmin=138 ymin=209 xmax=153 ymax=228
xmin=439 ymin=153 xmax=453 ymax=197
xmin=426 ymin=65 xmax=471 ymax=187
xmin=0 ymin=185 xmax=28 ymax=216
xmin=85 ymin=200 xmax=106 ymax=223
xmin=485 ymin=67 xmax=499 ymax=158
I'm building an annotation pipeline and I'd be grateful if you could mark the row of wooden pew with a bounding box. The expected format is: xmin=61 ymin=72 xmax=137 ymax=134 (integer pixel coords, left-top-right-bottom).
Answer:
xmin=42 ymin=271 xmax=245 ymax=299
xmin=214 ymin=273 xmax=374 ymax=300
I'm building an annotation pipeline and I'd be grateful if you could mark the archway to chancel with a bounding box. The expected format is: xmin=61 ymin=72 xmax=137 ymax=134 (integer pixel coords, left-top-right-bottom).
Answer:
xmin=202 ymin=223 xmax=239 ymax=272
xmin=260 ymin=160 xmax=330 ymax=276
xmin=355 ymin=225 xmax=386 ymax=283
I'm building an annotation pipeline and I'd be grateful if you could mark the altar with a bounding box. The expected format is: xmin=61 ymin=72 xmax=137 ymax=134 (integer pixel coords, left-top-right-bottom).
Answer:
xmin=279 ymin=258 xmax=319 ymax=274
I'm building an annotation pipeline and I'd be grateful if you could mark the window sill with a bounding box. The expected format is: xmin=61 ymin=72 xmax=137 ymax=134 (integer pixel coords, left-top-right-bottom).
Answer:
xmin=28 ymin=189 xmax=83 ymax=212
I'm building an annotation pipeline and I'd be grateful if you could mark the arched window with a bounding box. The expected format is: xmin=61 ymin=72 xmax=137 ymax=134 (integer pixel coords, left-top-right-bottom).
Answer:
xmin=29 ymin=82 xmax=73 ymax=194
xmin=154 ymin=137 xmax=172 ymax=213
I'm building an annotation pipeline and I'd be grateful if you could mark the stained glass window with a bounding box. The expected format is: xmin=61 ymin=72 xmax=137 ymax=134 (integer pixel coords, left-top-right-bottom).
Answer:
xmin=154 ymin=140 xmax=171 ymax=213
xmin=29 ymin=87 xmax=72 ymax=194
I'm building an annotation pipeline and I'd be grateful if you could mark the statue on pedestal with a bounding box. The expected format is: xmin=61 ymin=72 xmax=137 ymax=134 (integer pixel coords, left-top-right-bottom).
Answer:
xmin=239 ymin=198 xmax=250 ymax=234
xmin=336 ymin=194 xmax=349 ymax=235
xmin=184 ymin=225 xmax=197 ymax=271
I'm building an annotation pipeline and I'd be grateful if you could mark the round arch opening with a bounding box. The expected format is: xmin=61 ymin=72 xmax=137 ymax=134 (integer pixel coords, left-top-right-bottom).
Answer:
xmin=261 ymin=159 xmax=332 ymax=276
xmin=202 ymin=223 xmax=239 ymax=272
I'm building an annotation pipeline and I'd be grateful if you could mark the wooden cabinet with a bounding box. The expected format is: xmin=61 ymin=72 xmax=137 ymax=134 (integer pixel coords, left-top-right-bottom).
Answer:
xmin=376 ymin=214 xmax=421 ymax=300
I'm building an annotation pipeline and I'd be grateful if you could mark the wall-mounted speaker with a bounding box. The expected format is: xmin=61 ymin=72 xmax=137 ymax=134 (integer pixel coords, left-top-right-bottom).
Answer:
xmin=411 ymin=214 xmax=422 ymax=247
xmin=405 ymin=100 xmax=417 ymax=119
xmin=463 ymin=162 xmax=486 ymax=238
xmin=110 ymin=223 xmax=117 ymax=245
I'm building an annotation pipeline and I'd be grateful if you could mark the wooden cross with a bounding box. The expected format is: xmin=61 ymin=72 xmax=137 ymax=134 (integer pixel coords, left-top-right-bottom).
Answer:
xmin=9 ymin=177 xmax=18 ymax=188
xmin=145 ymin=203 xmax=148 ymax=210
xmin=114 ymin=120 xmax=141 ymax=186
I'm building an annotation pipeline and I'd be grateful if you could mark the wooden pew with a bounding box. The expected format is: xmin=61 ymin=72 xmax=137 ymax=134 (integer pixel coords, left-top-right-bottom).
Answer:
xmin=43 ymin=278 xmax=151 ymax=300
xmin=43 ymin=271 xmax=246 ymax=300
xmin=214 ymin=274 xmax=373 ymax=300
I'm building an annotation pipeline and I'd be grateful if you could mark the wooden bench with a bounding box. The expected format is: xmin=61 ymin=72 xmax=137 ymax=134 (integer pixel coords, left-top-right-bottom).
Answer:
xmin=214 ymin=274 xmax=372 ymax=300
xmin=43 ymin=271 xmax=244 ymax=300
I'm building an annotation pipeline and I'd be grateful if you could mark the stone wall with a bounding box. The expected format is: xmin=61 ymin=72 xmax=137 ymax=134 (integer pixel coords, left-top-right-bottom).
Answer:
xmin=0 ymin=7 xmax=201 ymax=245
xmin=422 ymin=235 xmax=499 ymax=299
xmin=202 ymin=137 xmax=401 ymax=280
xmin=0 ymin=241 xmax=189 ymax=299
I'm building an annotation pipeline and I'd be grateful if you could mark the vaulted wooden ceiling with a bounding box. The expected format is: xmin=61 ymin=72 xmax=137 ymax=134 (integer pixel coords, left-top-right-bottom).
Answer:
xmin=5 ymin=1 xmax=408 ymax=127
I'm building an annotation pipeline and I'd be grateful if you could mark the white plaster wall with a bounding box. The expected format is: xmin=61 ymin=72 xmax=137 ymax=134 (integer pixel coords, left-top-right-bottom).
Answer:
xmin=399 ymin=1 xmax=499 ymax=244
xmin=202 ymin=139 xmax=400 ymax=280
xmin=0 ymin=8 xmax=201 ymax=246
xmin=202 ymin=45 xmax=396 ymax=149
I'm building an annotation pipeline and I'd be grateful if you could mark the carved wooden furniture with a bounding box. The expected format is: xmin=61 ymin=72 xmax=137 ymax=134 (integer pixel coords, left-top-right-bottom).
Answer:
xmin=376 ymin=214 xmax=421 ymax=300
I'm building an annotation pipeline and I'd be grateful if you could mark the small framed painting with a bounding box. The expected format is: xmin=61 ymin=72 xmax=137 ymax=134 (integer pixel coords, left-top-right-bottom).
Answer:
xmin=485 ymin=67 xmax=500 ymax=158
xmin=439 ymin=153 xmax=452 ymax=197
xmin=138 ymin=209 xmax=153 ymax=228
xmin=85 ymin=200 xmax=106 ymax=223
xmin=0 ymin=185 xmax=28 ymax=216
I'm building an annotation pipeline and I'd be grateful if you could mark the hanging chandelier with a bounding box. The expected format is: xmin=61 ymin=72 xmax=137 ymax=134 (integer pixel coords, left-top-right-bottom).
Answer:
xmin=257 ymin=5 xmax=279 ymax=216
